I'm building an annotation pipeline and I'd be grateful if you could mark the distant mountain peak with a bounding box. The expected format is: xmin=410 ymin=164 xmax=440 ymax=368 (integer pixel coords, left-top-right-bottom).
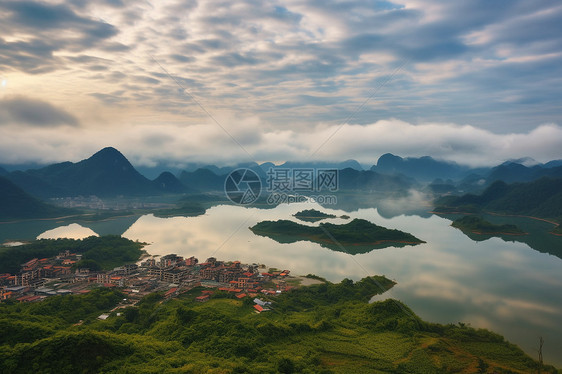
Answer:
xmin=504 ymin=157 xmax=539 ymax=167
xmin=89 ymin=147 xmax=127 ymax=161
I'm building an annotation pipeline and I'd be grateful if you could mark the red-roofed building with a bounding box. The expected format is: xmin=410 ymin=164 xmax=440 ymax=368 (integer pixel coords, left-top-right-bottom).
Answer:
xmin=195 ymin=294 xmax=210 ymax=302
xmin=253 ymin=304 xmax=270 ymax=313
xmin=235 ymin=293 xmax=247 ymax=299
xmin=164 ymin=287 xmax=178 ymax=298
xmin=1 ymin=291 xmax=13 ymax=300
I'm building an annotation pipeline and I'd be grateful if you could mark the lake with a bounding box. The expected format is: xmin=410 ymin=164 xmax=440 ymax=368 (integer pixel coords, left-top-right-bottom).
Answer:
xmin=2 ymin=200 xmax=562 ymax=366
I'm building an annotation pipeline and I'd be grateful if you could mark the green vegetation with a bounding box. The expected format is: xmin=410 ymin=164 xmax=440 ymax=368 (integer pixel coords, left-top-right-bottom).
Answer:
xmin=305 ymin=274 xmax=328 ymax=282
xmin=0 ymin=176 xmax=75 ymax=221
xmin=435 ymin=178 xmax=562 ymax=223
xmin=250 ymin=218 xmax=424 ymax=254
xmin=153 ymin=202 xmax=207 ymax=218
xmin=294 ymin=209 xmax=336 ymax=222
xmin=0 ymin=278 xmax=557 ymax=373
xmin=0 ymin=235 xmax=144 ymax=274
xmin=452 ymin=215 xmax=526 ymax=235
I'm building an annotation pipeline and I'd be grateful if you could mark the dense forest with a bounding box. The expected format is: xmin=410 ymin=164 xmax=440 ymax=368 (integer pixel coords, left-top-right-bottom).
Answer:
xmin=250 ymin=218 xmax=424 ymax=254
xmin=0 ymin=277 xmax=556 ymax=373
xmin=435 ymin=178 xmax=562 ymax=222
xmin=0 ymin=236 xmax=144 ymax=274
xmin=293 ymin=209 xmax=337 ymax=222
xmin=451 ymin=216 xmax=525 ymax=235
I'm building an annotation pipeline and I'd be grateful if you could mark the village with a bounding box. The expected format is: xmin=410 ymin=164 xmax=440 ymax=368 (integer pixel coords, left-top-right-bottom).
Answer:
xmin=0 ymin=250 xmax=295 ymax=313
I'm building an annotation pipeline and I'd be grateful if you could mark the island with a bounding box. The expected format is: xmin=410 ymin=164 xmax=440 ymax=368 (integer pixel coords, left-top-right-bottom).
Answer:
xmin=250 ymin=218 xmax=425 ymax=254
xmin=293 ymin=209 xmax=336 ymax=222
xmin=451 ymin=215 xmax=526 ymax=236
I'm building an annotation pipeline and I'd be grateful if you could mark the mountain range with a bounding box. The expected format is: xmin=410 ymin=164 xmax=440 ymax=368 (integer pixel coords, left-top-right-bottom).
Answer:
xmin=435 ymin=177 xmax=562 ymax=221
xmin=2 ymin=147 xmax=562 ymax=208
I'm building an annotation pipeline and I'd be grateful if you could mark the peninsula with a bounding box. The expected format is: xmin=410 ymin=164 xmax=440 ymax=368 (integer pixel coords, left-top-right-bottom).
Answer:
xmin=452 ymin=215 xmax=526 ymax=236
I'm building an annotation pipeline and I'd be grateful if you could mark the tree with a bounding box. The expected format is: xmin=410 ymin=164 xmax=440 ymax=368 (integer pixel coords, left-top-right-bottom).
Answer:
xmin=477 ymin=358 xmax=489 ymax=373
xmin=278 ymin=357 xmax=295 ymax=374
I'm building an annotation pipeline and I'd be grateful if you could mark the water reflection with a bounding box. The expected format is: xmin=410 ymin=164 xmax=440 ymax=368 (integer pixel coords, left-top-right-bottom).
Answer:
xmin=37 ymin=223 xmax=98 ymax=239
xmin=0 ymin=214 xmax=141 ymax=243
xmin=120 ymin=203 xmax=562 ymax=366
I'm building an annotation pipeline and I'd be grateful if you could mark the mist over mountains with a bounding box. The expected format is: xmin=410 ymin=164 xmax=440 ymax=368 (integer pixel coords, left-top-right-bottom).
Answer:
xmin=1 ymin=147 xmax=561 ymax=207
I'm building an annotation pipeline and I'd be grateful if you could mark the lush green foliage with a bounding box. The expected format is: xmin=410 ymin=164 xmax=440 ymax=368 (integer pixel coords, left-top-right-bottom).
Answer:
xmin=0 ymin=278 xmax=556 ymax=373
xmin=436 ymin=178 xmax=562 ymax=222
xmin=250 ymin=218 xmax=424 ymax=254
xmin=452 ymin=215 xmax=525 ymax=235
xmin=0 ymin=235 xmax=144 ymax=274
xmin=293 ymin=209 xmax=336 ymax=222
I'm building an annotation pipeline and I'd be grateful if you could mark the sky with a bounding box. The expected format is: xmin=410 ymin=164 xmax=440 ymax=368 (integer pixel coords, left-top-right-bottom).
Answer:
xmin=0 ymin=0 xmax=561 ymax=168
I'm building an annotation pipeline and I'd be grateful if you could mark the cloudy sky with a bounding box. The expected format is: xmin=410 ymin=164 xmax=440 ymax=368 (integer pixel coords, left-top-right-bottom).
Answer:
xmin=0 ymin=0 xmax=561 ymax=168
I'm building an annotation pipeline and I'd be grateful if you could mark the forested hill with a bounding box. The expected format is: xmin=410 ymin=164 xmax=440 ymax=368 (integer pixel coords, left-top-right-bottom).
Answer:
xmin=0 ymin=176 xmax=72 ymax=221
xmin=0 ymin=277 xmax=556 ymax=373
xmin=435 ymin=177 xmax=562 ymax=222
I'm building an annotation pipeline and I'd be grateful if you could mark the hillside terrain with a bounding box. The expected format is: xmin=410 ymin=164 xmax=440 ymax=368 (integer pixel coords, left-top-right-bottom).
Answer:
xmin=435 ymin=178 xmax=562 ymax=222
xmin=0 ymin=277 xmax=556 ymax=373
xmin=0 ymin=176 xmax=73 ymax=221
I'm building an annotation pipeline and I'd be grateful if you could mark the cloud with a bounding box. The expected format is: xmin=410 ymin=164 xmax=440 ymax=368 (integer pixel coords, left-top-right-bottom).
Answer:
xmin=0 ymin=117 xmax=560 ymax=168
xmin=0 ymin=96 xmax=79 ymax=127
xmin=0 ymin=0 xmax=560 ymax=166
xmin=0 ymin=0 xmax=120 ymax=73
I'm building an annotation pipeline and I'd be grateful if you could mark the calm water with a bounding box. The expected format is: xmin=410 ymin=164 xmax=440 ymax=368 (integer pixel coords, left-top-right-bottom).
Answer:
xmin=2 ymin=202 xmax=562 ymax=366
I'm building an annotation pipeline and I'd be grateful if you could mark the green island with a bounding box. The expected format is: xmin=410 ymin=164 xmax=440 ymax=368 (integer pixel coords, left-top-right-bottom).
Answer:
xmin=250 ymin=218 xmax=424 ymax=254
xmin=0 ymin=277 xmax=556 ymax=373
xmin=452 ymin=215 xmax=526 ymax=236
xmin=293 ymin=209 xmax=337 ymax=222
xmin=0 ymin=236 xmax=145 ymax=274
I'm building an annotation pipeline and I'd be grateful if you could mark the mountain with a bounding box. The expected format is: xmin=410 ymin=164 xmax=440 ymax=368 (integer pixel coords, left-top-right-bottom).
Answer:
xmin=152 ymin=172 xmax=188 ymax=194
xmin=435 ymin=177 xmax=562 ymax=221
xmin=485 ymin=162 xmax=562 ymax=185
xmin=276 ymin=159 xmax=363 ymax=171
xmin=6 ymin=147 xmax=158 ymax=197
xmin=0 ymin=176 xmax=73 ymax=221
xmin=337 ymin=168 xmax=413 ymax=192
xmin=178 ymin=168 xmax=225 ymax=191
xmin=0 ymin=166 xmax=7 ymax=176
xmin=544 ymin=160 xmax=562 ymax=168
xmin=371 ymin=153 xmax=475 ymax=182
xmin=6 ymin=170 xmax=67 ymax=198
